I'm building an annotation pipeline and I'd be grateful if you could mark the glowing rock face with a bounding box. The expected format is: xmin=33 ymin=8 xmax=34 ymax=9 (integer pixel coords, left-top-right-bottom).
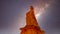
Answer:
xmin=20 ymin=6 xmax=44 ymax=34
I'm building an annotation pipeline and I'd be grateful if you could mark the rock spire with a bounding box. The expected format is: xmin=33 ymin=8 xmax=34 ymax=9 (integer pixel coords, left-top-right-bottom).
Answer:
xmin=20 ymin=6 xmax=44 ymax=34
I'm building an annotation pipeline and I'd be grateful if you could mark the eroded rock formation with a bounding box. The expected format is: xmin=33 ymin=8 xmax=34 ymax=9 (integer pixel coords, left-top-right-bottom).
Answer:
xmin=20 ymin=6 xmax=44 ymax=34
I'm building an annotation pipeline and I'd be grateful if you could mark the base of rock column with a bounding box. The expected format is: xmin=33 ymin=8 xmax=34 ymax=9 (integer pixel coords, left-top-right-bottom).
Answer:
xmin=20 ymin=25 xmax=44 ymax=34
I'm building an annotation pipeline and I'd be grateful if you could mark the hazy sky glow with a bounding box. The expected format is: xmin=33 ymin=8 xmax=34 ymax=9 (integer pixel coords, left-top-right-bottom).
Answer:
xmin=0 ymin=0 xmax=60 ymax=34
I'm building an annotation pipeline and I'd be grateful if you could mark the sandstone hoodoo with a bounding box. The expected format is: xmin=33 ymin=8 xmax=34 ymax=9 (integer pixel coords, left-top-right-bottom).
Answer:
xmin=20 ymin=6 xmax=44 ymax=34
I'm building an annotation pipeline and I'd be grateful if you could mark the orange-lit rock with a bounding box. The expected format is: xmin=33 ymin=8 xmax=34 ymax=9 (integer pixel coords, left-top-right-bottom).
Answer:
xmin=20 ymin=6 xmax=45 ymax=34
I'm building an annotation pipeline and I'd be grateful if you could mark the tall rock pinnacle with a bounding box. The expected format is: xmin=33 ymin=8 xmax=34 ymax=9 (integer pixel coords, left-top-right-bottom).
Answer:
xmin=20 ymin=6 xmax=44 ymax=34
xmin=26 ymin=6 xmax=38 ymax=26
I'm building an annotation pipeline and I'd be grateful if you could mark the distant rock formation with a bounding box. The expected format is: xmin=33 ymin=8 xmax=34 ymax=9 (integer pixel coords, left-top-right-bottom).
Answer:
xmin=20 ymin=6 xmax=44 ymax=34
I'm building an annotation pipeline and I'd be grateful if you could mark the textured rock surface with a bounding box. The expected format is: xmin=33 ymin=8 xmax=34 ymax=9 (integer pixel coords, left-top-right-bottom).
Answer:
xmin=20 ymin=6 xmax=44 ymax=34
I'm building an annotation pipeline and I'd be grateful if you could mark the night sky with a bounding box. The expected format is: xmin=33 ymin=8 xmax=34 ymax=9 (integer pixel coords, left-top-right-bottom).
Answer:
xmin=0 ymin=0 xmax=60 ymax=34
